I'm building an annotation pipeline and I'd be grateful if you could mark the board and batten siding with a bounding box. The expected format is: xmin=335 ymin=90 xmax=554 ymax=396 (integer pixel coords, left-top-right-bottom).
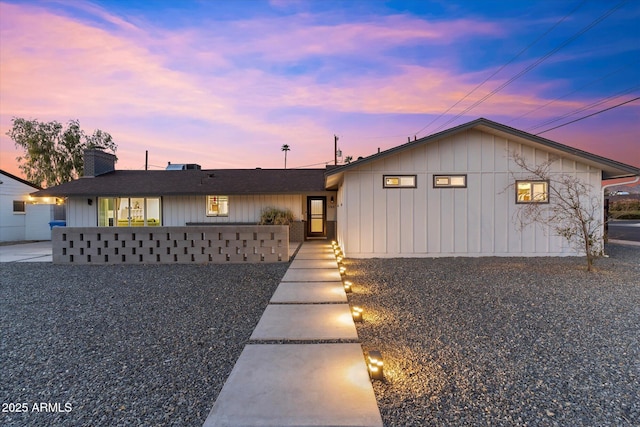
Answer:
xmin=162 ymin=194 xmax=304 ymax=225
xmin=66 ymin=194 xmax=306 ymax=226
xmin=337 ymin=128 xmax=602 ymax=258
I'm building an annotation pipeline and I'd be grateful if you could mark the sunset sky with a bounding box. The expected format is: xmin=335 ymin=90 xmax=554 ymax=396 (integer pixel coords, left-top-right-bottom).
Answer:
xmin=1 ymin=0 xmax=639 ymax=180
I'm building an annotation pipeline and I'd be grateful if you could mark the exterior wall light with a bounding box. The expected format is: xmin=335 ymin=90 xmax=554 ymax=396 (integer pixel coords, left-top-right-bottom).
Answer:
xmin=343 ymin=280 xmax=353 ymax=293
xmin=366 ymin=350 xmax=384 ymax=380
xmin=351 ymin=306 xmax=363 ymax=322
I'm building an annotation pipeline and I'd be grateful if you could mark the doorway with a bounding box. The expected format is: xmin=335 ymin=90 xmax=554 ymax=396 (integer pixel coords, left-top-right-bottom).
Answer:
xmin=307 ymin=196 xmax=326 ymax=238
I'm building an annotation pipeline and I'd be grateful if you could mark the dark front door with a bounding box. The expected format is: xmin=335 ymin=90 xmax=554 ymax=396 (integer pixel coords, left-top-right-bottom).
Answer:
xmin=307 ymin=196 xmax=326 ymax=238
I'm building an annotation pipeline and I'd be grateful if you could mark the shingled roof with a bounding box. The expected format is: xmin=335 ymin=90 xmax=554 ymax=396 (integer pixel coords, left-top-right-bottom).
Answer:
xmin=31 ymin=168 xmax=327 ymax=197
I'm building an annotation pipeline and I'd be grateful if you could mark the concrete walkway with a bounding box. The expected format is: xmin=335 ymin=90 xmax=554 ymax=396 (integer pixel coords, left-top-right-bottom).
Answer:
xmin=203 ymin=241 xmax=383 ymax=427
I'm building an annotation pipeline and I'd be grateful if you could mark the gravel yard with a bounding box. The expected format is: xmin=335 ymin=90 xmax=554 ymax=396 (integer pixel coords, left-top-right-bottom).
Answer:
xmin=1 ymin=263 xmax=287 ymax=427
xmin=348 ymin=243 xmax=640 ymax=427
xmin=2 ymin=244 xmax=639 ymax=427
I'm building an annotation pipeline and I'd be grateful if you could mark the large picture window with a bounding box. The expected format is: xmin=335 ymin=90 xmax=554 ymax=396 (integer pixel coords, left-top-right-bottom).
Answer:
xmin=98 ymin=197 xmax=161 ymax=226
xmin=516 ymin=181 xmax=549 ymax=203
xmin=207 ymin=195 xmax=229 ymax=217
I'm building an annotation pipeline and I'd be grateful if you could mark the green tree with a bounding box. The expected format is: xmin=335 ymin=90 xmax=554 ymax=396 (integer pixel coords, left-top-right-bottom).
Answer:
xmin=7 ymin=118 xmax=117 ymax=187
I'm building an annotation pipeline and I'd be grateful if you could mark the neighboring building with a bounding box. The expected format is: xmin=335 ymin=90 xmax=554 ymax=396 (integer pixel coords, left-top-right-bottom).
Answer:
xmin=33 ymin=118 xmax=640 ymax=260
xmin=325 ymin=118 xmax=639 ymax=258
xmin=0 ymin=169 xmax=61 ymax=242
xmin=32 ymin=150 xmax=337 ymax=242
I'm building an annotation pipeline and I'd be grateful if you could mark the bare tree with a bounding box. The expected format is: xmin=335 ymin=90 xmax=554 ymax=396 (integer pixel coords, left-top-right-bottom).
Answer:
xmin=510 ymin=152 xmax=603 ymax=271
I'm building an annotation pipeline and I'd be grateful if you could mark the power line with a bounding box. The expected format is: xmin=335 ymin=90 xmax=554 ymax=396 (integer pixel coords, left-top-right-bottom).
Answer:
xmin=526 ymin=84 xmax=640 ymax=131
xmin=431 ymin=0 xmax=628 ymax=134
xmin=506 ymin=61 xmax=638 ymax=126
xmin=413 ymin=0 xmax=587 ymax=138
xmin=535 ymin=96 xmax=640 ymax=135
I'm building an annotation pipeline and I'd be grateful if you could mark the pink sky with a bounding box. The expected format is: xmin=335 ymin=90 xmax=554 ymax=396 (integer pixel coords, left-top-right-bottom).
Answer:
xmin=1 ymin=1 xmax=638 ymax=181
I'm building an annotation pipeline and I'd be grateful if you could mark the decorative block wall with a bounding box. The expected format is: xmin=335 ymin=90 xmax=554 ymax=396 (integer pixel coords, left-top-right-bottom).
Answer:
xmin=52 ymin=225 xmax=289 ymax=264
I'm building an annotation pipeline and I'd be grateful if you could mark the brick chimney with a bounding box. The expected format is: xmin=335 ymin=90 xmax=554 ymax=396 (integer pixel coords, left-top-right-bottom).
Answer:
xmin=84 ymin=149 xmax=116 ymax=177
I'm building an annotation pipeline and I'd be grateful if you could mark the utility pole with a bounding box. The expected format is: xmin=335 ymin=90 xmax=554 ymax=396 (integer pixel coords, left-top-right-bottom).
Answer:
xmin=334 ymin=135 xmax=339 ymax=165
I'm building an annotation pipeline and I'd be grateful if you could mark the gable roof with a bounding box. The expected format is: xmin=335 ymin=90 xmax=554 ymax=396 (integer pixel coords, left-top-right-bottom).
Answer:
xmin=325 ymin=118 xmax=640 ymax=189
xmin=31 ymin=168 xmax=327 ymax=197
xmin=0 ymin=169 xmax=42 ymax=190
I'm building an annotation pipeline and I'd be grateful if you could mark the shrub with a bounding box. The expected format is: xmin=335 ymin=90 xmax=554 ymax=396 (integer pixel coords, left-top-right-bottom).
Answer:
xmin=259 ymin=207 xmax=295 ymax=225
xmin=609 ymin=199 xmax=640 ymax=219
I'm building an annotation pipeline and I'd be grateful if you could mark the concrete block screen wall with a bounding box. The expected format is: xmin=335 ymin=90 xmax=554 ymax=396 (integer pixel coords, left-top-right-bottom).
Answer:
xmin=52 ymin=225 xmax=289 ymax=264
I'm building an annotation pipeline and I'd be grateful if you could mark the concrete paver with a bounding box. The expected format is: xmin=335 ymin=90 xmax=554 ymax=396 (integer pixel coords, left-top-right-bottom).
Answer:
xmin=270 ymin=282 xmax=347 ymax=303
xmin=202 ymin=344 xmax=383 ymax=427
xmin=250 ymin=304 xmax=358 ymax=340
xmin=289 ymin=259 xmax=338 ymax=269
xmin=281 ymin=268 xmax=342 ymax=283
xmin=204 ymin=240 xmax=383 ymax=427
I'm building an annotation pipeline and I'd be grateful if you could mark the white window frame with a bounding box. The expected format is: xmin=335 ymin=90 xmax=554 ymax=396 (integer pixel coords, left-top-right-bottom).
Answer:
xmin=206 ymin=195 xmax=229 ymax=217
xmin=13 ymin=200 xmax=26 ymax=214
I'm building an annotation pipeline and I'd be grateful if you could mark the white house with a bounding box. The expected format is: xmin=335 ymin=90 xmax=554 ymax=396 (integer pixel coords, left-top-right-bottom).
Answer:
xmin=32 ymin=118 xmax=639 ymax=262
xmin=0 ymin=169 xmax=60 ymax=242
xmin=325 ymin=118 xmax=639 ymax=258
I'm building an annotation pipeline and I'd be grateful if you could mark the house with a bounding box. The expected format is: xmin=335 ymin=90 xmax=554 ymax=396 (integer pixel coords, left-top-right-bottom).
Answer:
xmin=0 ymin=169 xmax=61 ymax=242
xmin=31 ymin=149 xmax=337 ymax=242
xmin=325 ymin=118 xmax=639 ymax=258
xmin=32 ymin=118 xmax=639 ymax=262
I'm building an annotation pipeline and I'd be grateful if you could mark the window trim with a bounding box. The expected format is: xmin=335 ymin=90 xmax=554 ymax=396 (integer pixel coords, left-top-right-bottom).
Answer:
xmin=433 ymin=174 xmax=467 ymax=188
xmin=206 ymin=195 xmax=229 ymax=217
xmin=383 ymin=175 xmax=417 ymax=188
xmin=13 ymin=200 xmax=26 ymax=214
xmin=515 ymin=180 xmax=550 ymax=204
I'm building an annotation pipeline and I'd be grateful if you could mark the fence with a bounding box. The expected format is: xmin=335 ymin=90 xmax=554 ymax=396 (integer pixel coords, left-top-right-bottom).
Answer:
xmin=52 ymin=225 xmax=289 ymax=264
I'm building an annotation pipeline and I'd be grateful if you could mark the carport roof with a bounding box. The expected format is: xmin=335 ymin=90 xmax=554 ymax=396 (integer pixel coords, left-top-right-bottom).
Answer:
xmin=31 ymin=168 xmax=327 ymax=197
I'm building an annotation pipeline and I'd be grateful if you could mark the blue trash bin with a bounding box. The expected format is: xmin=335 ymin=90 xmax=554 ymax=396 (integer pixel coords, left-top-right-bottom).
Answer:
xmin=49 ymin=220 xmax=66 ymax=230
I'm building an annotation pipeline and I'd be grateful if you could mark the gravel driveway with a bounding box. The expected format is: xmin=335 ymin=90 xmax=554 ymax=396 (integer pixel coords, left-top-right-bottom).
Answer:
xmin=347 ymin=243 xmax=640 ymax=426
xmin=1 ymin=263 xmax=287 ymax=426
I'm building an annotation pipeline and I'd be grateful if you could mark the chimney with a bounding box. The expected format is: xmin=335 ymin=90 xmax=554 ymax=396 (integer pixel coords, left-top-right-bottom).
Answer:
xmin=84 ymin=149 xmax=116 ymax=177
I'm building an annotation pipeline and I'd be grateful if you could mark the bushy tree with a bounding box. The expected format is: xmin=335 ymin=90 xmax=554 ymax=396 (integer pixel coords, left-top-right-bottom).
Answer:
xmin=7 ymin=118 xmax=117 ymax=188
xmin=510 ymin=152 xmax=603 ymax=271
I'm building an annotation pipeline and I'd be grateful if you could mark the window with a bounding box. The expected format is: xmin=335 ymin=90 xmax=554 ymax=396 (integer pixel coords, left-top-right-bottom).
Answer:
xmin=433 ymin=175 xmax=467 ymax=188
xmin=516 ymin=181 xmax=549 ymax=203
xmin=383 ymin=175 xmax=416 ymax=188
xmin=207 ymin=195 xmax=229 ymax=216
xmin=13 ymin=200 xmax=26 ymax=213
xmin=98 ymin=197 xmax=161 ymax=226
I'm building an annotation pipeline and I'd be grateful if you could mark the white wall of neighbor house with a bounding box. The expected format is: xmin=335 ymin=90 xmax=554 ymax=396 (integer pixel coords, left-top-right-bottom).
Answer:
xmin=337 ymin=128 xmax=602 ymax=258
xmin=1 ymin=172 xmax=55 ymax=241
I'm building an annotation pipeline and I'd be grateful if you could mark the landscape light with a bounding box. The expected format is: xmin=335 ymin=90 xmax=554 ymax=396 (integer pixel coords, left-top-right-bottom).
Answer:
xmin=366 ymin=350 xmax=384 ymax=380
xmin=351 ymin=306 xmax=363 ymax=322
xmin=343 ymin=280 xmax=353 ymax=293
xmin=339 ymin=266 xmax=346 ymax=275
xmin=336 ymin=255 xmax=343 ymax=263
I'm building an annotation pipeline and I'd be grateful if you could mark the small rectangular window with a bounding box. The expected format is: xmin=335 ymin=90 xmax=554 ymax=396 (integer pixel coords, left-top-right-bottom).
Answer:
xmin=383 ymin=175 xmax=416 ymax=188
xmin=13 ymin=200 xmax=26 ymax=213
xmin=207 ymin=195 xmax=229 ymax=216
xmin=433 ymin=175 xmax=467 ymax=188
xmin=516 ymin=180 xmax=549 ymax=203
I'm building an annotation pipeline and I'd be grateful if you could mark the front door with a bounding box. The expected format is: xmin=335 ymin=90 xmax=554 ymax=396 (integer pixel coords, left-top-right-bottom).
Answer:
xmin=307 ymin=196 xmax=326 ymax=238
